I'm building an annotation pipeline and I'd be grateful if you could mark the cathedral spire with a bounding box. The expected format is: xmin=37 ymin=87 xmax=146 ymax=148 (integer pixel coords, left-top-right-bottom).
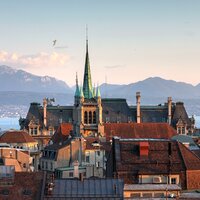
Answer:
xmin=75 ymin=72 xmax=80 ymax=97
xmin=83 ymin=27 xmax=93 ymax=99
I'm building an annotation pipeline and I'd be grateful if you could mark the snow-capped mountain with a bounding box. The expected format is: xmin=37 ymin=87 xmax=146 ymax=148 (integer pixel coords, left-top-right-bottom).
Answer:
xmin=0 ymin=65 xmax=72 ymax=93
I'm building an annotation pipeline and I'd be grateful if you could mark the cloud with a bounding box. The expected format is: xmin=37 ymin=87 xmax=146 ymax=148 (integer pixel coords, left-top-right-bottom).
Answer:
xmin=0 ymin=50 xmax=70 ymax=68
xmin=104 ymin=64 xmax=126 ymax=69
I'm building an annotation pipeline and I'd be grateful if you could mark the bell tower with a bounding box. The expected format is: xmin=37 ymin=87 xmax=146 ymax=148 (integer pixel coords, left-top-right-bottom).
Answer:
xmin=73 ymin=34 xmax=104 ymax=138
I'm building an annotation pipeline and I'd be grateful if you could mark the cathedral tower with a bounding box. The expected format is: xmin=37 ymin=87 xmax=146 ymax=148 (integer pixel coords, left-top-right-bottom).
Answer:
xmin=73 ymin=37 xmax=104 ymax=138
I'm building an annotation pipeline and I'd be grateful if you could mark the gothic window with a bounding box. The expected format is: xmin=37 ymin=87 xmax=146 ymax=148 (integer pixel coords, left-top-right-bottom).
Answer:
xmin=89 ymin=111 xmax=92 ymax=124
xmin=84 ymin=111 xmax=88 ymax=124
xmin=93 ymin=111 xmax=96 ymax=124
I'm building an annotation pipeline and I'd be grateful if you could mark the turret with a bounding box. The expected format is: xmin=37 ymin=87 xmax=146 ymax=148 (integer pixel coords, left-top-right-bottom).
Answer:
xmin=96 ymin=86 xmax=101 ymax=104
xmin=74 ymin=73 xmax=80 ymax=105
xmin=79 ymin=86 xmax=84 ymax=103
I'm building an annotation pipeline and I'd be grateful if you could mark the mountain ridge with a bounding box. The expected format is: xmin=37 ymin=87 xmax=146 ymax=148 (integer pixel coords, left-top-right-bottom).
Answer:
xmin=0 ymin=65 xmax=72 ymax=93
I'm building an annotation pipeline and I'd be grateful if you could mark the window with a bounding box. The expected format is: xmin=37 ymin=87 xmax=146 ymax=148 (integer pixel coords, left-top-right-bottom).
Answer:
xmin=171 ymin=178 xmax=177 ymax=184
xmin=86 ymin=155 xmax=90 ymax=163
xmin=177 ymin=127 xmax=181 ymax=134
xmin=69 ymin=172 xmax=73 ymax=177
xmin=84 ymin=111 xmax=88 ymax=124
xmin=96 ymin=161 xmax=100 ymax=168
xmin=182 ymin=127 xmax=185 ymax=134
xmin=93 ymin=111 xmax=96 ymax=124
xmin=49 ymin=129 xmax=54 ymax=135
xmin=106 ymin=117 xmax=110 ymax=123
xmin=89 ymin=111 xmax=92 ymax=124
xmin=23 ymin=163 xmax=26 ymax=168
xmin=45 ymin=162 xmax=48 ymax=170
xmin=96 ymin=151 xmax=100 ymax=156
xmin=34 ymin=127 xmax=37 ymax=135
xmin=30 ymin=128 xmax=34 ymax=135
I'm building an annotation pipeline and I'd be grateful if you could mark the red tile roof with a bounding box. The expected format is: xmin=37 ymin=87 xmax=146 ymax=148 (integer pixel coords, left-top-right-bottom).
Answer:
xmin=51 ymin=123 xmax=72 ymax=144
xmin=0 ymin=130 xmax=36 ymax=143
xmin=110 ymin=138 xmax=200 ymax=184
xmin=104 ymin=122 xmax=177 ymax=140
xmin=178 ymin=142 xmax=200 ymax=170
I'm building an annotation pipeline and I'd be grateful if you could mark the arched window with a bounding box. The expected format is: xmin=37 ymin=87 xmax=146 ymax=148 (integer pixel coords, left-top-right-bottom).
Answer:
xmin=93 ymin=111 xmax=96 ymax=124
xmin=89 ymin=111 xmax=92 ymax=124
xmin=84 ymin=111 xmax=88 ymax=124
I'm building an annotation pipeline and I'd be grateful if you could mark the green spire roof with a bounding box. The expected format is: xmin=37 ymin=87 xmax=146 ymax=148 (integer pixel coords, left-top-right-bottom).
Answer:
xmin=83 ymin=40 xmax=93 ymax=99
xmin=75 ymin=72 xmax=80 ymax=97
xmin=79 ymin=86 xmax=84 ymax=97
xmin=96 ymin=86 xmax=101 ymax=97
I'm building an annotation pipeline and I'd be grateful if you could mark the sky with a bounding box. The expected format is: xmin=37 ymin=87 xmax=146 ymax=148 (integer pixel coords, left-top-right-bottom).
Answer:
xmin=0 ymin=0 xmax=200 ymax=86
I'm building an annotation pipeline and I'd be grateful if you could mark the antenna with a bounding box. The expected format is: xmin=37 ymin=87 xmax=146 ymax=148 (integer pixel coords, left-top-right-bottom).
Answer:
xmin=86 ymin=24 xmax=88 ymax=41
xmin=86 ymin=25 xmax=88 ymax=52
xmin=76 ymin=72 xmax=78 ymax=87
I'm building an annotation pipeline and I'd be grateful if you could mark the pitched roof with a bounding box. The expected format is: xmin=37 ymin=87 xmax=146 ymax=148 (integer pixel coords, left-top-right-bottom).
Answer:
xmin=172 ymin=102 xmax=191 ymax=126
xmin=24 ymin=103 xmax=73 ymax=129
xmin=102 ymin=98 xmax=132 ymax=123
xmin=51 ymin=123 xmax=72 ymax=144
xmin=130 ymin=105 xmax=169 ymax=123
xmin=178 ymin=142 xmax=200 ymax=170
xmin=104 ymin=122 xmax=177 ymax=141
xmin=192 ymin=149 xmax=200 ymax=159
xmin=0 ymin=130 xmax=36 ymax=143
xmin=112 ymin=138 xmax=200 ymax=180
xmin=44 ymin=178 xmax=124 ymax=199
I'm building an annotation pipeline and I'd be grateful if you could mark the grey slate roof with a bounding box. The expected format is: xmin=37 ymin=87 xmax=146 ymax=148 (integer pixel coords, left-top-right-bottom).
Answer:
xmin=22 ymin=99 xmax=191 ymax=131
xmin=44 ymin=178 xmax=124 ymax=199
xmin=24 ymin=103 xmax=73 ymax=129
xmin=102 ymin=98 xmax=132 ymax=123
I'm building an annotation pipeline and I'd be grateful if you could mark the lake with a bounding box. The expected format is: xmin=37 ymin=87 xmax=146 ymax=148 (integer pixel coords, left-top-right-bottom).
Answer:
xmin=0 ymin=116 xmax=200 ymax=131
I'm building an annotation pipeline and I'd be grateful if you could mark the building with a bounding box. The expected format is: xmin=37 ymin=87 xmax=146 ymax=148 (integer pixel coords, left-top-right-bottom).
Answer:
xmin=40 ymin=138 xmax=85 ymax=172
xmin=0 ymin=130 xmax=40 ymax=171
xmin=43 ymin=176 xmax=124 ymax=200
xmin=0 ymin=130 xmax=38 ymax=151
xmin=0 ymin=147 xmax=31 ymax=172
xmin=19 ymin=39 xmax=195 ymax=142
xmin=106 ymin=137 xmax=200 ymax=195
xmin=0 ymin=166 xmax=44 ymax=200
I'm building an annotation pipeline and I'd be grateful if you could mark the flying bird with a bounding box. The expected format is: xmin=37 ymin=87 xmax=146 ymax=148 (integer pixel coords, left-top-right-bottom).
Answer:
xmin=53 ymin=40 xmax=57 ymax=46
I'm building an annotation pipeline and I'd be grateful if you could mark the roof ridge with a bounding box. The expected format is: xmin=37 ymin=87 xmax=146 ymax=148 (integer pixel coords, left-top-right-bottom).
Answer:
xmin=177 ymin=142 xmax=188 ymax=170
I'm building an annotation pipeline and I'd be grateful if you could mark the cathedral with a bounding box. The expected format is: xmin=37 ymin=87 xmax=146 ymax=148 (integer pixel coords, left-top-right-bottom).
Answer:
xmin=19 ymin=39 xmax=195 ymax=146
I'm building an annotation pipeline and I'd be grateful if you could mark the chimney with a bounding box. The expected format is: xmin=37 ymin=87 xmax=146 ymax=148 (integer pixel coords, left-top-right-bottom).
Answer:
xmin=139 ymin=142 xmax=149 ymax=156
xmin=73 ymin=160 xmax=79 ymax=178
xmin=136 ymin=92 xmax=141 ymax=123
xmin=168 ymin=97 xmax=172 ymax=125
xmin=43 ymin=98 xmax=47 ymax=127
